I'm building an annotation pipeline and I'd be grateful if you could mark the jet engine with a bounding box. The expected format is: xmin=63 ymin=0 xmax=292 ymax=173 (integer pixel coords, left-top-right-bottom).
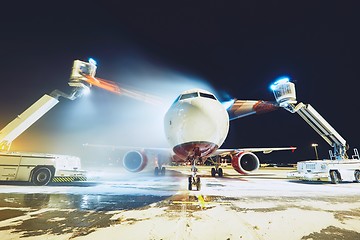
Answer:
xmin=231 ymin=152 xmax=260 ymax=174
xmin=123 ymin=151 xmax=148 ymax=172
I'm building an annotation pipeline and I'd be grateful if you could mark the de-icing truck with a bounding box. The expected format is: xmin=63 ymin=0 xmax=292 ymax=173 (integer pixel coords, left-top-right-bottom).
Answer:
xmin=270 ymin=78 xmax=360 ymax=184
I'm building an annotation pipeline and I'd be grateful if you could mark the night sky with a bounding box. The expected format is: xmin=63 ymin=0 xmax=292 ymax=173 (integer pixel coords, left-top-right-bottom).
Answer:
xmin=1 ymin=1 xmax=360 ymax=165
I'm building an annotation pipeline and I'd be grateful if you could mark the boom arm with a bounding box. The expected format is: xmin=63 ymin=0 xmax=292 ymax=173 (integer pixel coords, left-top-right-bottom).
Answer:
xmin=271 ymin=79 xmax=348 ymax=159
xmin=69 ymin=59 xmax=162 ymax=105
xmin=0 ymin=94 xmax=59 ymax=150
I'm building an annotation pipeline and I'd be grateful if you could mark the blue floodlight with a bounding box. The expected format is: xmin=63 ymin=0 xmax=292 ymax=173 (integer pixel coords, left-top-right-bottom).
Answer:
xmin=221 ymin=99 xmax=235 ymax=110
xmin=89 ymin=58 xmax=97 ymax=66
xmin=270 ymin=76 xmax=290 ymax=91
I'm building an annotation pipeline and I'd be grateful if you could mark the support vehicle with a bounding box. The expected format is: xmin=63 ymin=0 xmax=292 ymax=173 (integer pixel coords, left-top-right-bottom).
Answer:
xmin=0 ymin=59 xmax=97 ymax=185
xmin=0 ymin=151 xmax=86 ymax=185
xmin=270 ymin=78 xmax=360 ymax=183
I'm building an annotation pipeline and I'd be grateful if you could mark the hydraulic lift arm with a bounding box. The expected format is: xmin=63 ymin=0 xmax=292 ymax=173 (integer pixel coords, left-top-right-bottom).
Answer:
xmin=271 ymin=78 xmax=348 ymax=160
xmin=70 ymin=59 xmax=163 ymax=105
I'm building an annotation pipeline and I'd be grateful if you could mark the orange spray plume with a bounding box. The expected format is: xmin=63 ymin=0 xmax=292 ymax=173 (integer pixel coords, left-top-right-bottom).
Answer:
xmin=83 ymin=75 xmax=163 ymax=105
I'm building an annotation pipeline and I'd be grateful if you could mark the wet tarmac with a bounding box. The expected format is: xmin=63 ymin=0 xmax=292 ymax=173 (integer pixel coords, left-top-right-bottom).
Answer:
xmin=0 ymin=193 xmax=170 ymax=211
xmin=0 ymin=166 xmax=360 ymax=239
xmin=0 ymin=170 xmax=181 ymax=212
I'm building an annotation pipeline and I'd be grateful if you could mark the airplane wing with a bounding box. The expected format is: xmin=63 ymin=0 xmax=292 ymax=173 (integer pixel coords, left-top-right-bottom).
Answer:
xmin=83 ymin=143 xmax=171 ymax=155
xmin=214 ymin=146 xmax=296 ymax=156
xmin=83 ymin=143 xmax=296 ymax=176
xmin=84 ymin=144 xmax=296 ymax=158
xmin=226 ymin=100 xmax=279 ymax=121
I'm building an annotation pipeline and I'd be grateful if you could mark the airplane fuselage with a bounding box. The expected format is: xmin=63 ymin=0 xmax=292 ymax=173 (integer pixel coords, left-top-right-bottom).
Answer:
xmin=164 ymin=89 xmax=229 ymax=160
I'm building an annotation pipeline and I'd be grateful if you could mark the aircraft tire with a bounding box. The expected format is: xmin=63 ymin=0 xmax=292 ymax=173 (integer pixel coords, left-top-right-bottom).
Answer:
xmin=154 ymin=167 xmax=159 ymax=176
xmin=196 ymin=177 xmax=201 ymax=191
xmin=188 ymin=176 xmax=192 ymax=190
xmin=161 ymin=167 xmax=166 ymax=176
xmin=218 ymin=168 xmax=223 ymax=177
xmin=211 ymin=168 xmax=216 ymax=177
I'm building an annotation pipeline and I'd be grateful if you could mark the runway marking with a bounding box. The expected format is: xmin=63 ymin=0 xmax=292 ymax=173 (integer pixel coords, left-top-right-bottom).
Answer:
xmin=172 ymin=194 xmax=231 ymax=209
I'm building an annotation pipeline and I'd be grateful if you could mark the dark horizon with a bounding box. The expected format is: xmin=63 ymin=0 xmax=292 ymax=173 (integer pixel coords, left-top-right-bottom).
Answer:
xmin=1 ymin=1 xmax=359 ymax=164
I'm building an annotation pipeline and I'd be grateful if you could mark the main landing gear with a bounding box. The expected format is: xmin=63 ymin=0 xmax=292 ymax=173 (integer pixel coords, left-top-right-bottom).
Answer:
xmin=211 ymin=167 xmax=223 ymax=177
xmin=154 ymin=166 xmax=166 ymax=176
xmin=210 ymin=156 xmax=224 ymax=177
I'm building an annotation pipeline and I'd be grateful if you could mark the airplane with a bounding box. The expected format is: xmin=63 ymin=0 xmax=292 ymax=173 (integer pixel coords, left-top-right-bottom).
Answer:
xmin=128 ymin=89 xmax=294 ymax=190
xmin=75 ymin=59 xmax=296 ymax=190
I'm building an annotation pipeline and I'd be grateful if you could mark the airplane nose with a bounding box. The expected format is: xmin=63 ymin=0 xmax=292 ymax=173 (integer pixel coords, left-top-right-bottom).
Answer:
xmin=166 ymin=102 xmax=223 ymax=143
xmin=181 ymin=104 xmax=217 ymax=139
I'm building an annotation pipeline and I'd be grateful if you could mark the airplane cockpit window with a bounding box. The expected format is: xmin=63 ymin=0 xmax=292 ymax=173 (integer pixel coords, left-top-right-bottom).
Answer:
xmin=199 ymin=92 xmax=217 ymax=100
xmin=179 ymin=92 xmax=199 ymax=100
xmin=172 ymin=95 xmax=181 ymax=104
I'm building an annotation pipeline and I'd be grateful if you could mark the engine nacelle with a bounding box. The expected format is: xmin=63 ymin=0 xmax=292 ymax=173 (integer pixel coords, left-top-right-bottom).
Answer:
xmin=123 ymin=151 xmax=148 ymax=172
xmin=231 ymin=152 xmax=260 ymax=174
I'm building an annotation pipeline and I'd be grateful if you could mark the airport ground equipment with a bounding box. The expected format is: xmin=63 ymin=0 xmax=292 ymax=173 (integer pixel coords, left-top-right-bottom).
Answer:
xmin=288 ymin=157 xmax=360 ymax=183
xmin=271 ymin=78 xmax=360 ymax=183
xmin=0 ymin=152 xmax=87 ymax=185
xmin=0 ymin=59 xmax=97 ymax=184
xmin=70 ymin=59 xmax=162 ymax=105
xmin=0 ymin=59 xmax=96 ymax=151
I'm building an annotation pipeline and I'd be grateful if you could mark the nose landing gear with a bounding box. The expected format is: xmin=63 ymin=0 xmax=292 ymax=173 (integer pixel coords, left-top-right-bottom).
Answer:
xmin=188 ymin=173 xmax=201 ymax=191
xmin=187 ymin=148 xmax=203 ymax=191
xmin=188 ymin=157 xmax=201 ymax=191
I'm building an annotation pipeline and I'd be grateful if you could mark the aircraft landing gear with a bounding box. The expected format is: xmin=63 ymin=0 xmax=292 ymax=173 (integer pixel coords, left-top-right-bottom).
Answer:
xmin=211 ymin=167 xmax=223 ymax=177
xmin=154 ymin=166 xmax=166 ymax=176
xmin=187 ymin=149 xmax=202 ymax=191
xmin=211 ymin=156 xmax=224 ymax=177
xmin=188 ymin=162 xmax=201 ymax=191
xmin=188 ymin=175 xmax=201 ymax=191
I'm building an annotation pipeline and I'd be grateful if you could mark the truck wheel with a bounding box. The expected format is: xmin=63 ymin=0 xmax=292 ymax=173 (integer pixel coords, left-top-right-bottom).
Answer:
xmin=32 ymin=167 xmax=53 ymax=186
xmin=330 ymin=170 xmax=339 ymax=184
xmin=354 ymin=170 xmax=360 ymax=183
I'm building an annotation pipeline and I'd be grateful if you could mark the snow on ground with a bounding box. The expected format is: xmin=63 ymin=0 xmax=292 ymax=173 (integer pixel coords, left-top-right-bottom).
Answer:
xmin=1 ymin=167 xmax=360 ymax=239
